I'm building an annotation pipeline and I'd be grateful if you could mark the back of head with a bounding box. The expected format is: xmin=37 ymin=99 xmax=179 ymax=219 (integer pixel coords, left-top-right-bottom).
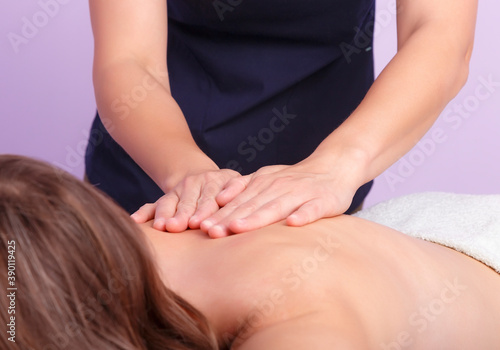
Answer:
xmin=0 ymin=155 xmax=218 ymax=350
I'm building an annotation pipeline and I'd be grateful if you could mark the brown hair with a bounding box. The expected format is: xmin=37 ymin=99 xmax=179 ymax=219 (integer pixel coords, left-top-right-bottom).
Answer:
xmin=0 ymin=155 xmax=218 ymax=350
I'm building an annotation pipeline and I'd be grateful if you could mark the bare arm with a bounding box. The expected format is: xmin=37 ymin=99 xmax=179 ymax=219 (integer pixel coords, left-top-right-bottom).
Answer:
xmin=89 ymin=0 xmax=217 ymax=191
xmin=89 ymin=0 xmax=241 ymax=231
xmin=313 ymin=0 xmax=478 ymax=182
xmin=198 ymin=0 xmax=478 ymax=236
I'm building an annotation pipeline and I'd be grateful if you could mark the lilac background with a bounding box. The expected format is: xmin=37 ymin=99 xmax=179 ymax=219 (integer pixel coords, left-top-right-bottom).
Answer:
xmin=1 ymin=0 xmax=499 ymax=208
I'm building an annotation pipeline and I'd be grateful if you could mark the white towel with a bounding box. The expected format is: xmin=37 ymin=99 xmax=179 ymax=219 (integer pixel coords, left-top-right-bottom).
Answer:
xmin=354 ymin=192 xmax=500 ymax=274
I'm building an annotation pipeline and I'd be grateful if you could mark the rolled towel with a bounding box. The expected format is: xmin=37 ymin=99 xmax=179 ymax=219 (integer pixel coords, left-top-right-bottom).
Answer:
xmin=354 ymin=192 xmax=500 ymax=274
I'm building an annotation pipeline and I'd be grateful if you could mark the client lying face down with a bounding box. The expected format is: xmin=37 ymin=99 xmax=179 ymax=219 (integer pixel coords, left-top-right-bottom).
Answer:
xmin=0 ymin=155 xmax=217 ymax=350
xmin=1 ymin=155 xmax=500 ymax=350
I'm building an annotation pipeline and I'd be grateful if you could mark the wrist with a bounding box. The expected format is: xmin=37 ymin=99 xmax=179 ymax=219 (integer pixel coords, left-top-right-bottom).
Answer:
xmin=159 ymin=151 xmax=219 ymax=192
xmin=305 ymin=140 xmax=372 ymax=188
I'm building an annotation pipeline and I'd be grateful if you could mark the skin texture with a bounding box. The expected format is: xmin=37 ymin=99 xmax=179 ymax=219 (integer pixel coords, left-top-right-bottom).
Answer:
xmin=90 ymin=0 xmax=478 ymax=235
xmin=141 ymin=215 xmax=500 ymax=349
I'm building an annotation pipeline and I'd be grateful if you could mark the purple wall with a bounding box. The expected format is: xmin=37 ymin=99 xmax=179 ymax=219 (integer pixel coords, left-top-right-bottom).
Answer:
xmin=1 ymin=1 xmax=95 ymax=176
xmin=1 ymin=0 xmax=499 ymax=208
xmin=367 ymin=0 xmax=500 ymax=206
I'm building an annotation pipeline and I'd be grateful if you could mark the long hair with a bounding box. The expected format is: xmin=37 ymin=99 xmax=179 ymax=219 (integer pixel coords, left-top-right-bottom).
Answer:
xmin=0 ymin=155 xmax=218 ymax=350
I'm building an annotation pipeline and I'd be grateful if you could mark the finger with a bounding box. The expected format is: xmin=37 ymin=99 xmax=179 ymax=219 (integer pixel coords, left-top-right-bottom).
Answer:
xmin=215 ymin=165 xmax=286 ymax=207
xmin=206 ymin=192 xmax=282 ymax=236
xmin=216 ymin=175 xmax=251 ymax=206
xmin=203 ymin=176 xmax=284 ymax=232
xmin=253 ymin=164 xmax=288 ymax=176
xmin=201 ymin=193 xmax=251 ymax=232
xmin=189 ymin=197 xmax=220 ymax=229
xmin=228 ymin=196 xmax=298 ymax=233
xmin=188 ymin=177 xmax=225 ymax=228
xmin=152 ymin=193 xmax=180 ymax=231
xmin=206 ymin=224 xmax=231 ymax=239
xmin=286 ymin=198 xmax=327 ymax=227
xmin=130 ymin=203 xmax=157 ymax=223
xmin=164 ymin=184 xmax=201 ymax=233
xmin=202 ymin=191 xmax=260 ymax=231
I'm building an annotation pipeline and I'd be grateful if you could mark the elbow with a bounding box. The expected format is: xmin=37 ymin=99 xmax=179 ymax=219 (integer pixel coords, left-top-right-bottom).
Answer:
xmin=460 ymin=43 xmax=474 ymax=86
xmin=453 ymin=62 xmax=469 ymax=97
xmin=449 ymin=43 xmax=474 ymax=99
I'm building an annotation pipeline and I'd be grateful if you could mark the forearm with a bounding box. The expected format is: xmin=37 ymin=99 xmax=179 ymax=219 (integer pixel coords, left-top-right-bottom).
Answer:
xmin=93 ymin=59 xmax=217 ymax=191
xmin=313 ymin=22 xmax=473 ymax=185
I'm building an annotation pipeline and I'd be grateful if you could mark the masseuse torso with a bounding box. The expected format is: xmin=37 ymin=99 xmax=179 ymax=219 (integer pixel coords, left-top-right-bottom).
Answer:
xmin=85 ymin=0 xmax=374 ymax=212
xmin=142 ymin=215 xmax=500 ymax=349
xmin=87 ymin=0 xmax=476 ymax=235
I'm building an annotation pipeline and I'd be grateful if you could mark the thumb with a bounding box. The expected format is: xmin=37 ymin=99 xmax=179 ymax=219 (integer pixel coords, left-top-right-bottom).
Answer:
xmin=286 ymin=196 xmax=345 ymax=226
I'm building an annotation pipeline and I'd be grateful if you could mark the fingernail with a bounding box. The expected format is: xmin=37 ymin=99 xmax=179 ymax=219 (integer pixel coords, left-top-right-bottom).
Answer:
xmin=287 ymin=214 xmax=301 ymax=226
xmin=165 ymin=217 xmax=178 ymax=225
xmin=189 ymin=216 xmax=201 ymax=229
xmin=201 ymin=219 xmax=215 ymax=230
xmin=211 ymin=225 xmax=224 ymax=237
xmin=154 ymin=218 xmax=166 ymax=229
xmin=234 ymin=218 xmax=246 ymax=227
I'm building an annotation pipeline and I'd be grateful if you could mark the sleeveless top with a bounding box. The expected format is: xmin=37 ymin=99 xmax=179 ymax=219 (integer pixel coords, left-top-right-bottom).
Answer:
xmin=85 ymin=0 xmax=376 ymax=214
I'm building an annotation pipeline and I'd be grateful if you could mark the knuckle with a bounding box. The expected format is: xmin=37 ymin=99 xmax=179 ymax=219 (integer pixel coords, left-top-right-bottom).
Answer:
xmin=305 ymin=200 xmax=323 ymax=215
xmin=256 ymin=165 xmax=273 ymax=175
xmin=225 ymin=197 xmax=245 ymax=210
xmin=223 ymin=201 xmax=239 ymax=211
xmin=178 ymin=199 xmax=197 ymax=209
xmin=255 ymin=164 xmax=286 ymax=176
xmin=182 ymin=175 xmax=198 ymax=188
xmin=201 ymin=172 xmax=214 ymax=183
xmin=271 ymin=176 xmax=293 ymax=187
xmin=328 ymin=195 xmax=348 ymax=214
xmin=330 ymin=196 xmax=341 ymax=209
xmin=139 ymin=203 xmax=154 ymax=210
xmin=225 ymin=169 xmax=240 ymax=178
xmin=204 ymin=171 xmax=233 ymax=189
xmin=205 ymin=171 xmax=222 ymax=181
xmin=266 ymin=201 xmax=282 ymax=214
xmin=228 ymin=176 xmax=241 ymax=185
xmin=198 ymin=196 xmax=217 ymax=207
xmin=157 ymin=194 xmax=177 ymax=205
xmin=204 ymin=181 xmax=221 ymax=195
xmin=227 ymin=177 xmax=245 ymax=190
xmin=241 ymin=201 xmax=260 ymax=213
xmin=208 ymin=207 xmax=228 ymax=220
xmin=250 ymin=175 xmax=266 ymax=187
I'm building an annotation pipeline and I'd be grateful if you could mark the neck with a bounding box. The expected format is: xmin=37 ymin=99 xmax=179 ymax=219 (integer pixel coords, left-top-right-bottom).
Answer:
xmin=139 ymin=222 xmax=243 ymax=342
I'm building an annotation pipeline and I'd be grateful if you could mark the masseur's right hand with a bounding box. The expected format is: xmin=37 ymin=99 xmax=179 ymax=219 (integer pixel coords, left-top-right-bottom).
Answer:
xmin=131 ymin=168 xmax=242 ymax=232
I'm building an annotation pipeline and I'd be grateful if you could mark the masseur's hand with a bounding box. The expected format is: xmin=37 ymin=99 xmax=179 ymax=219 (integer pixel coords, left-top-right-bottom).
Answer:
xmin=131 ymin=168 xmax=241 ymax=232
xmin=200 ymin=149 xmax=368 ymax=238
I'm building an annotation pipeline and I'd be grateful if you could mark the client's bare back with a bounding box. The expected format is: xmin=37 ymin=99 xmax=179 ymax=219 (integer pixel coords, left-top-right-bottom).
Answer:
xmin=143 ymin=215 xmax=500 ymax=349
xmin=3 ymin=155 xmax=497 ymax=349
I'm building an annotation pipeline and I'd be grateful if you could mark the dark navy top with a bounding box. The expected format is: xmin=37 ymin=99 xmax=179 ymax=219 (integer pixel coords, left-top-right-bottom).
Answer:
xmin=85 ymin=0 xmax=376 ymax=214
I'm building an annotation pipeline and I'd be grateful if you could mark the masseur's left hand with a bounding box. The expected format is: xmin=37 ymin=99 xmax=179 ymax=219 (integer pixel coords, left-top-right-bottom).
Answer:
xmin=200 ymin=148 xmax=367 ymax=238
